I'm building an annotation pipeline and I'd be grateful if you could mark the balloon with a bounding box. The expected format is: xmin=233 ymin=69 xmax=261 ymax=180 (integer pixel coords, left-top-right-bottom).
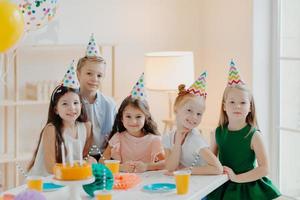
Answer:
xmin=0 ymin=0 xmax=24 ymax=53
xmin=18 ymin=0 xmax=59 ymax=32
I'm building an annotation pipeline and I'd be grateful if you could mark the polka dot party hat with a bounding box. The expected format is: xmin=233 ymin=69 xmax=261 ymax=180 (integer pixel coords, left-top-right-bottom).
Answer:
xmin=130 ymin=73 xmax=146 ymax=100
xmin=61 ymin=60 xmax=80 ymax=89
xmin=86 ymin=33 xmax=101 ymax=57
xmin=187 ymin=70 xmax=208 ymax=97
xmin=227 ymin=59 xmax=245 ymax=86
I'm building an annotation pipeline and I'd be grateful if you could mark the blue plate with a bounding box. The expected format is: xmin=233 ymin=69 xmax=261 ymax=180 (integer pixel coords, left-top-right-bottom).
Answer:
xmin=142 ymin=183 xmax=176 ymax=193
xmin=43 ymin=182 xmax=64 ymax=192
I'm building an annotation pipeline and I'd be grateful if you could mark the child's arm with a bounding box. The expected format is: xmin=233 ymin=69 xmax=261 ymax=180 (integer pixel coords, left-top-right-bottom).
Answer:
xmin=210 ymin=129 xmax=218 ymax=156
xmin=190 ymin=147 xmax=223 ymax=175
xmin=42 ymin=124 xmax=56 ymax=174
xmin=224 ymin=132 xmax=269 ymax=183
xmin=164 ymin=130 xmax=189 ymax=172
xmin=99 ymin=145 xmax=112 ymax=163
xmin=133 ymin=159 xmax=165 ymax=173
xmin=83 ymin=121 xmax=93 ymax=157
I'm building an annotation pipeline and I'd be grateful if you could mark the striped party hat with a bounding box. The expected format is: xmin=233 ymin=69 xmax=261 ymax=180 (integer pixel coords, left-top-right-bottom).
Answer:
xmin=86 ymin=33 xmax=101 ymax=57
xmin=130 ymin=73 xmax=146 ymax=100
xmin=61 ymin=60 xmax=80 ymax=89
xmin=228 ymin=59 xmax=245 ymax=86
xmin=187 ymin=71 xmax=207 ymax=97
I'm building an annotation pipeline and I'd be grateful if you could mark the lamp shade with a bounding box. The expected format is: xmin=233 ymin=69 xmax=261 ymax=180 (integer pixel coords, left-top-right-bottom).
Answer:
xmin=145 ymin=51 xmax=195 ymax=91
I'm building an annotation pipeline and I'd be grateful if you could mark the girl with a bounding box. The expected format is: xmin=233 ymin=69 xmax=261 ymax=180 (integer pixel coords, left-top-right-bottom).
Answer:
xmin=102 ymin=74 xmax=165 ymax=173
xmin=76 ymin=34 xmax=116 ymax=155
xmin=208 ymin=62 xmax=280 ymax=199
xmin=28 ymin=63 xmax=94 ymax=176
xmin=163 ymin=71 xmax=223 ymax=175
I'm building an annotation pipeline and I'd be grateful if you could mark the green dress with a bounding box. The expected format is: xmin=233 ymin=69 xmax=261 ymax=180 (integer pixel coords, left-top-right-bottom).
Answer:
xmin=207 ymin=124 xmax=280 ymax=200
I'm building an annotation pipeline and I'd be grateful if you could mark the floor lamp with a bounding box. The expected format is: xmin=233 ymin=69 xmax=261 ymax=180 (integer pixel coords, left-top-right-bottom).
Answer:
xmin=145 ymin=51 xmax=195 ymax=133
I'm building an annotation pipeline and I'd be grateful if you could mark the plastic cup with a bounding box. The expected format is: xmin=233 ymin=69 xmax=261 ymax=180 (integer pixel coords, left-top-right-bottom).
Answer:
xmin=26 ymin=176 xmax=43 ymax=191
xmin=174 ymin=170 xmax=191 ymax=195
xmin=104 ymin=160 xmax=120 ymax=174
xmin=94 ymin=190 xmax=112 ymax=200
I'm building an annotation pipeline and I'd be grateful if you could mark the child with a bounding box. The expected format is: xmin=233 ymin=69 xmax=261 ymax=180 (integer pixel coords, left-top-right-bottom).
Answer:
xmin=163 ymin=71 xmax=223 ymax=175
xmin=208 ymin=61 xmax=280 ymax=199
xmin=76 ymin=34 xmax=117 ymax=155
xmin=27 ymin=61 xmax=94 ymax=176
xmin=102 ymin=73 xmax=165 ymax=173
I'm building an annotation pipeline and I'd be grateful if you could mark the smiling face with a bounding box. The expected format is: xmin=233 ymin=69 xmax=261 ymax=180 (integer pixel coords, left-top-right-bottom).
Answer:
xmin=77 ymin=60 xmax=106 ymax=94
xmin=223 ymin=87 xmax=251 ymax=122
xmin=122 ymin=104 xmax=146 ymax=137
xmin=55 ymin=92 xmax=82 ymax=124
xmin=175 ymin=95 xmax=206 ymax=131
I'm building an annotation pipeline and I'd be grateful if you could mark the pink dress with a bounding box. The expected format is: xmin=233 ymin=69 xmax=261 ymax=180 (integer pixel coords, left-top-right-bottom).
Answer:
xmin=109 ymin=131 xmax=164 ymax=163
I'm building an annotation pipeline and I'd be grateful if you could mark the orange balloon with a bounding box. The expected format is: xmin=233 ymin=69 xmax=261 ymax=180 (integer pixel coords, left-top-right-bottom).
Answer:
xmin=0 ymin=0 xmax=24 ymax=53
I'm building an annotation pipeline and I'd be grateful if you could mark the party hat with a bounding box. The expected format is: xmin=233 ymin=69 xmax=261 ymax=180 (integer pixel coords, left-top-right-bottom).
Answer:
xmin=130 ymin=73 xmax=146 ymax=100
xmin=86 ymin=33 xmax=101 ymax=57
xmin=187 ymin=71 xmax=207 ymax=97
xmin=61 ymin=60 xmax=80 ymax=89
xmin=227 ymin=59 xmax=245 ymax=86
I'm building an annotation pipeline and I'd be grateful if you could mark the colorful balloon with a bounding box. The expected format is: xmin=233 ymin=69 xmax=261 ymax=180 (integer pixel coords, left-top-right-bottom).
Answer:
xmin=0 ymin=0 xmax=25 ymax=53
xmin=18 ymin=0 xmax=59 ymax=32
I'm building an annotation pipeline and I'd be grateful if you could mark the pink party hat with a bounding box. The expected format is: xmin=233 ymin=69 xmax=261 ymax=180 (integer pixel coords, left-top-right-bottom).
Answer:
xmin=187 ymin=71 xmax=207 ymax=97
xmin=130 ymin=73 xmax=146 ymax=100
xmin=61 ymin=60 xmax=80 ymax=89
xmin=228 ymin=59 xmax=245 ymax=86
xmin=86 ymin=33 xmax=101 ymax=57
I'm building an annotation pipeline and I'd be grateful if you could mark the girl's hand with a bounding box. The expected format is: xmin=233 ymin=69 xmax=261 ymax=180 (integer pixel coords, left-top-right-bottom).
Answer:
xmin=121 ymin=162 xmax=135 ymax=173
xmin=132 ymin=161 xmax=147 ymax=173
xmin=223 ymin=166 xmax=238 ymax=182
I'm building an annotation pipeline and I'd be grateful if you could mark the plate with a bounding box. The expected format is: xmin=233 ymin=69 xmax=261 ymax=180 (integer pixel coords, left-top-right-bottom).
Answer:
xmin=142 ymin=183 xmax=176 ymax=193
xmin=43 ymin=182 xmax=64 ymax=192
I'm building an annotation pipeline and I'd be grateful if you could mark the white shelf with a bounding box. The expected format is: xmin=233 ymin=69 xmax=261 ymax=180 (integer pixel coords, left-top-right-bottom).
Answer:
xmin=0 ymin=153 xmax=32 ymax=164
xmin=0 ymin=100 xmax=49 ymax=106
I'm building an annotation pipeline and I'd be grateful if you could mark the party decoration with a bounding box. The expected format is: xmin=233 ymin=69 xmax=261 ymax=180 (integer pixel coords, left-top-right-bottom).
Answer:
xmin=61 ymin=60 xmax=80 ymax=89
xmin=83 ymin=163 xmax=114 ymax=197
xmin=227 ymin=59 xmax=245 ymax=86
xmin=85 ymin=33 xmax=101 ymax=57
xmin=18 ymin=0 xmax=59 ymax=32
xmin=130 ymin=73 xmax=146 ymax=100
xmin=0 ymin=0 xmax=24 ymax=53
xmin=187 ymin=71 xmax=208 ymax=97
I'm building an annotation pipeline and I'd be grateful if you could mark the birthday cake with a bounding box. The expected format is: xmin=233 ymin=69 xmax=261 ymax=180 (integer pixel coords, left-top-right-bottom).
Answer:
xmin=53 ymin=161 xmax=92 ymax=181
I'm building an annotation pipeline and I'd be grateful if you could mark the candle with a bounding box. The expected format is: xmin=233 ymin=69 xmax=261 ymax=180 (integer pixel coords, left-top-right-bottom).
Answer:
xmin=68 ymin=143 xmax=74 ymax=167
xmin=79 ymin=142 xmax=83 ymax=166
xmin=61 ymin=143 xmax=66 ymax=167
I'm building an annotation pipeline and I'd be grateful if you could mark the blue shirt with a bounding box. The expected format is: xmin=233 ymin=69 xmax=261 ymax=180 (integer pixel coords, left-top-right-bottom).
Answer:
xmin=82 ymin=91 xmax=117 ymax=152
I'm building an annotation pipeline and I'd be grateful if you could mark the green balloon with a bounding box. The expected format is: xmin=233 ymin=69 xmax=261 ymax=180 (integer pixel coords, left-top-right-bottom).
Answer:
xmin=83 ymin=163 xmax=114 ymax=197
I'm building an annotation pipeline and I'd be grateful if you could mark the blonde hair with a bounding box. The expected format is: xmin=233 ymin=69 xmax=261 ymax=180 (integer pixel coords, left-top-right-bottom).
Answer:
xmin=173 ymin=84 xmax=205 ymax=113
xmin=76 ymin=56 xmax=106 ymax=72
xmin=218 ymin=85 xmax=259 ymax=132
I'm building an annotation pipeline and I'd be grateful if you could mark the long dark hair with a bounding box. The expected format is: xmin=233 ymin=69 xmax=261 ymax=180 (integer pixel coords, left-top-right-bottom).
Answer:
xmin=28 ymin=85 xmax=88 ymax=171
xmin=105 ymin=96 xmax=159 ymax=148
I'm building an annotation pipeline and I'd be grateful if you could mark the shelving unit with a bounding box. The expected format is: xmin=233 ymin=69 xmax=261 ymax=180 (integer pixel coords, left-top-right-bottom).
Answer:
xmin=0 ymin=44 xmax=115 ymax=190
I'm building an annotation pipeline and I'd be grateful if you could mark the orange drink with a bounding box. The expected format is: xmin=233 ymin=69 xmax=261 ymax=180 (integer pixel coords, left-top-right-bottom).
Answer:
xmin=94 ymin=190 xmax=112 ymax=200
xmin=104 ymin=160 xmax=120 ymax=174
xmin=26 ymin=176 xmax=43 ymax=191
xmin=174 ymin=170 xmax=191 ymax=195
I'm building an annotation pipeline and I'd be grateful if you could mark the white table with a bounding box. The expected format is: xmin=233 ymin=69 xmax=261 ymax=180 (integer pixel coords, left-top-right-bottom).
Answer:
xmin=3 ymin=170 xmax=228 ymax=200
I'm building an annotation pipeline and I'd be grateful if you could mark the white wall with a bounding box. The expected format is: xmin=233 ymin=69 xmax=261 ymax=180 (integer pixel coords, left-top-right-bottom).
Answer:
xmin=23 ymin=0 xmax=204 ymax=131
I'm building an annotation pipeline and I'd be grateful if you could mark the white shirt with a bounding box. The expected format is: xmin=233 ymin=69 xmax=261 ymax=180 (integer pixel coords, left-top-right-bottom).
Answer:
xmin=28 ymin=122 xmax=87 ymax=177
xmin=162 ymin=128 xmax=209 ymax=167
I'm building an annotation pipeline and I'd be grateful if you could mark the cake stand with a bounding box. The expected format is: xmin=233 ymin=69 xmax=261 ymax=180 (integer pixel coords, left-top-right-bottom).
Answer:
xmin=53 ymin=177 xmax=95 ymax=200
